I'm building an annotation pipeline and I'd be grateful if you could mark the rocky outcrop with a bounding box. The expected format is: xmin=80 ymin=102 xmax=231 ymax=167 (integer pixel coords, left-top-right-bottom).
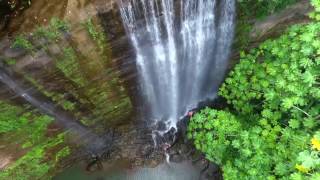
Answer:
xmin=0 ymin=1 xmax=133 ymax=128
xmin=1 ymin=0 xmax=118 ymax=36
xmin=250 ymin=0 xmax=312 ymax=45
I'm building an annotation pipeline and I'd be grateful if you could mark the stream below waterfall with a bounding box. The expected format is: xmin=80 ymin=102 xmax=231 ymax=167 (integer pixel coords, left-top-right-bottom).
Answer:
xmin=54 ymin=160 xmax=204 ymax=180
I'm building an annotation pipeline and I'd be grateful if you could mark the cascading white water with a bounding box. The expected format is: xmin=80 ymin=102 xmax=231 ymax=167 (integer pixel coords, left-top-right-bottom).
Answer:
xmin=118 ymin=0 xmax=235 ymax=134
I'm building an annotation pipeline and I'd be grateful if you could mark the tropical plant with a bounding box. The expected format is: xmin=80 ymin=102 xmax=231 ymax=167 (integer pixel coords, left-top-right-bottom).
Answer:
xmin=188 ymin=2 xmax=320 ymax=179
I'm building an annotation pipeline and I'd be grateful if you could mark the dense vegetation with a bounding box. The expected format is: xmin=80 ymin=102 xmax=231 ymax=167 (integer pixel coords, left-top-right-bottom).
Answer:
xmin=189 ymin=1 xmax=320 ymax=179
xmin=0 ymin=101 xmax=70 ymax=180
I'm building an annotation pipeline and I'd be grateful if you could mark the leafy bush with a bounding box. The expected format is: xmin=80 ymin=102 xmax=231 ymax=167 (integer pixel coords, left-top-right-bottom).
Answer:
xmin=310 ymin=0 xmax=320 ymax=20
xmin=0 ymin=102 xmax=28 ymax=133
xmin=187 ymin=108 xmax=242 ymax=165
xmin=291 ymin=131 xmax=320 ymax=179
xmin=188 ymin=3 xmax=320 ymax=179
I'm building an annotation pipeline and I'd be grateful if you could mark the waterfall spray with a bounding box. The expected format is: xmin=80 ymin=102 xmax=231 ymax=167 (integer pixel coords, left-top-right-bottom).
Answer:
xmin=118 ymin=0 xmax=235 ymax=140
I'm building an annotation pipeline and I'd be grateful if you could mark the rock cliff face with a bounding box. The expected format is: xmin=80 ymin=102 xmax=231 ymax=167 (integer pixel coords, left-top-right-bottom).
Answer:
xmin=0 ymin=0 xmax=134 ymax=129
xmin=250 ymin=0 xmax=312 ymax=41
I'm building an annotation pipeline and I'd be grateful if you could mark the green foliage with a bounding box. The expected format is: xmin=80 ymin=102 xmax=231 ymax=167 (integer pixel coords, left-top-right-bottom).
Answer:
xmin=34 ymin=18 xmax=68 ymax=42
xmin=62 ymin=101 xmax=76 ymax=111
xmin=84 ymin=18 xmax=107 ymax=52
xmin=1 ymin=146 xmax=52 ymax=180
xmin=4 ymin=58 xmax=17 ymax=65
xmin=0 ymin=102 xmax=28 ymax=133
xmin=290 ymin=132 xmax=320 ymax=180
xmin=10 ymin=18 xmax=68 ymax=57
xmin=49 ymin=17 xmax=69 ymax=31
xmin=56 ymin=47 xmax=87 ymax=87
xmin=84 ymin=19 xmax=111 ymax=60
xmin=220 ymin=22 xmax=320 ymax=115
xmin=84 ymin=18 xmax=99 ymax=40
xmin=11 ymin=17 xmax=68 ymax=54
xmin=0 ymin=101 xmax=70 ymax=180
xmin=189 ymin=4 xmax=320 ymax=179
xmin=188 ymin=108 xmax=242 ymax=164
xmin=0 ymin=134 xmax=66 ymax=180
xmin=55 ymin=146 xmax=71 ymax=162
xmin=310 ymin=0 xmax=320 ymax=20
xmin=189 ymin=108 xmax=313 ymax=179
xmin=12 ymin=35 xmax=34 ymax=53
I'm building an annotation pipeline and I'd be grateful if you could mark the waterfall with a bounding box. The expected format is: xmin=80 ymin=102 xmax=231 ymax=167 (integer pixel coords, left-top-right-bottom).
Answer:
xmin=118 ymin=0 xmax=235 ymax=134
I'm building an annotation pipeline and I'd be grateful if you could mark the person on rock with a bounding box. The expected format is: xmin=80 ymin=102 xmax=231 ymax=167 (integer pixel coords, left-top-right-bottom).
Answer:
xmin=188 ymin=111 xmax=194 ymax=117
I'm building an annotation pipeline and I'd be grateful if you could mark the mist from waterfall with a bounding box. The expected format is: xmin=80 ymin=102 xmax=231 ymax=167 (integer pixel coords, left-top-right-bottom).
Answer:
xmin=118 ymin=0 xmax=235 ymax=132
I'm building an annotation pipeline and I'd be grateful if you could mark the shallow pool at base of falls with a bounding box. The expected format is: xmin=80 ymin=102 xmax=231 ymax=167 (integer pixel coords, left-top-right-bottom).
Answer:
xmin=54 ymin=160 xmax=203 ymax=180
